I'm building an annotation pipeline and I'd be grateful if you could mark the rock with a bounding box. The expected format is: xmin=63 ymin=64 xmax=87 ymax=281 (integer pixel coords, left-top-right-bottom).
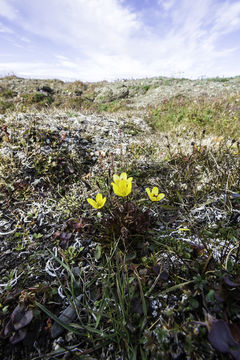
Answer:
xmin=94 ymin=85 xmax=129 ymax=103
xmin=51 ymin=294 xmax=83 ymax=338
xmin=94 ymin=87 xmax=114 ymax=103
xmin=74 ymin=90 xmax=82 ymax=96
xmin=37 ymin=85 xmax=54 ymax=95
xmin=114 ymin=85 xmax=129 ymax=99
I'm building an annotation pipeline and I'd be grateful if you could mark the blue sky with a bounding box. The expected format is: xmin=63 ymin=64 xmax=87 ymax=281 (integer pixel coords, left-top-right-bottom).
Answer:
xmin=0 ymin=0 xmax=240 ymax=81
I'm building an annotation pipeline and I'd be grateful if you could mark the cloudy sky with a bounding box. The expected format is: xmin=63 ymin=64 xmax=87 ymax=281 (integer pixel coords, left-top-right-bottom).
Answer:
xmin=0 ymin=0 xmax=240 ymax=81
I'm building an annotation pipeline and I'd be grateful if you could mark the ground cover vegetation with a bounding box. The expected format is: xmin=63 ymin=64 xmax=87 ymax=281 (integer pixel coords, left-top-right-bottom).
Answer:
xmin=0 ymin=75 xmax=240 ymax=359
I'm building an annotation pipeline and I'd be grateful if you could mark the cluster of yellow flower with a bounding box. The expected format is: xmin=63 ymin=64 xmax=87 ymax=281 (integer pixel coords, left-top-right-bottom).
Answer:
xmin=87 ymin=172 xmax=165 ymax=209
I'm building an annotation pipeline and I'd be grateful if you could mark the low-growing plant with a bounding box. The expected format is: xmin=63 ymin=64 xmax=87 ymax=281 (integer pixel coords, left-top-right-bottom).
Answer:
xmin=146 ymin=94 xmax=240 ymax=137
xmin=87 ymin=172 xmax=165 ymax=252
xmin=0 ymin=100 xmax=14 ymax=112
xmin=97 ymin=99 xmax=123 ymax=112
xmin=1 ymin=75 xmax=240 ymax=359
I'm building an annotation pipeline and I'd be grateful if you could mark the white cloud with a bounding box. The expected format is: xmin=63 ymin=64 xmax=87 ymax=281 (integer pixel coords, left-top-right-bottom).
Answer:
xmin=55 ymin=55 xmax=80 ymax=70
xmin=212 ymin=1 xmax=240 ymax=34
xmin=19 ymin=36 xmax=31 ymax=43
xmin=0 ymin=61 xmax=78 ymax=80
xmin=157 ymin=0 xmax=176 ymax=11
xmin=0 ymin=22 xmax=14 ymax=33
xmin=18 ymin=0 xmax=141 ymax=55
xmin=0 ymin=0 xmax=239 ymax=80
xmin=0 ymin=0 xmax=18 ymax=20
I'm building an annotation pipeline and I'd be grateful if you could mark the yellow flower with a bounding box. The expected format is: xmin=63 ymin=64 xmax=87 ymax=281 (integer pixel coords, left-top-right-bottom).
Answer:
xmin=87 ymin=193 xmax=106 ymax=209
xmin=111 ymin=172 xmax=133 ymax=197
xmin=146 ymin=187 xmax=165 ymax=202
xmin=112 ymin=172 xmax=133 ymax=184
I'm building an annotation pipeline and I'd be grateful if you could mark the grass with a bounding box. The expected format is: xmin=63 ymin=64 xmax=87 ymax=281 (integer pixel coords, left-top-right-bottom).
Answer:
xmin=0 ymin=76 xmax=240 ymax=359
xmin=145 ymin=94 xmax=240 ymax=138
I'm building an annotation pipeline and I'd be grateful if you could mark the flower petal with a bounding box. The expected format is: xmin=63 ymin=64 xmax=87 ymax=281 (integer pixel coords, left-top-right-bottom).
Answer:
xmin=96 ymin=193 xmax=103 ymax=202
xmin=95 ymin=193 xmax=106 ymax=208
xmin=112 ymin=183 xmax=122 ymax=196
xmin=152 ymin=187 xmax=159 ymax=196
xmin=120 ymin=172 xmax=127 ymax=180
xmin=157 ymin=193 xmax=165 ymax=201
xmin=146 ymin=188 xmax=151 ymax=198
xmin=113 ymin=174 xmax=120 ymax=184
xmin=87 ymin=198 xmax=98 ymax=209
xmin=112 ymin=179 xmax=132 ymax=197
xmin=126 ymin=181 xmax=132 ymax=196
xmin=118 ymin=182 xmax=128 ymax=196
xmin=101 ymin=197 xmax=106 ymax=207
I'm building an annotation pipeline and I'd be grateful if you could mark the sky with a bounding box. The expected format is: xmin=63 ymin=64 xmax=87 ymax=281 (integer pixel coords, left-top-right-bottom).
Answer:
xmin=0 ymin=0 xmax=240 ymax=81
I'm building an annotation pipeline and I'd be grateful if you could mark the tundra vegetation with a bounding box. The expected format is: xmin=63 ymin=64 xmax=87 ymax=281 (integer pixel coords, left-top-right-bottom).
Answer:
xmin=0 ymin=75 xmax=240 ymax=359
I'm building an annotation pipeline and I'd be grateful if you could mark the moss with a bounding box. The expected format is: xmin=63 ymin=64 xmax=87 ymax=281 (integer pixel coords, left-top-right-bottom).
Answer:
xmin=0 ymin=100 xmax=15 ymax=113
xmin=0 ymin=87 xmax=16 ymax=98
xmin=97 ymin=99 xmax=124 ymax=112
